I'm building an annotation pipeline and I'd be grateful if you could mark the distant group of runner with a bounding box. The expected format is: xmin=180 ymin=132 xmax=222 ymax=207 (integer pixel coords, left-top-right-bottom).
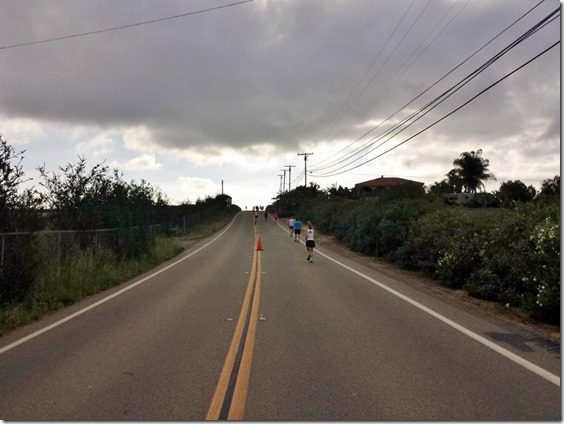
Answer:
xmin=287 ymin=216 xmax=316 ymax=263
xmin=256 ymin=209 xmax=316 ymax=263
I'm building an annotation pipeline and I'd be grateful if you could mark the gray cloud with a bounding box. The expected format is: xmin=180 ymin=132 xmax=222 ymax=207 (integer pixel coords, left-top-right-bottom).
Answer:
xmin=0 ymin=0 xmax=559 ymax=166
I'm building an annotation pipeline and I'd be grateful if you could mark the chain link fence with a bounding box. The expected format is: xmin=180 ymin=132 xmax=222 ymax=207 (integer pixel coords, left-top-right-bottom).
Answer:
xmin=0 ymin=205 xmax=224 ymax=305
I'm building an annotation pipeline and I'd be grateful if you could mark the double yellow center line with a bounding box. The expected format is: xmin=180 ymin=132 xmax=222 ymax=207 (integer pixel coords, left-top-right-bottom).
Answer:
xmin=206 ymin=224 xmax=263 ymax=420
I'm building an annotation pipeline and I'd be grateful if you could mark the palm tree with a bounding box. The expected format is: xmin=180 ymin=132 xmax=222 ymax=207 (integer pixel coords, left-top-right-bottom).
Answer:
xmin=450 ymin=149 xmax=494 ymax=193
xmin=445 ymin=169 xmax=465 ymax=192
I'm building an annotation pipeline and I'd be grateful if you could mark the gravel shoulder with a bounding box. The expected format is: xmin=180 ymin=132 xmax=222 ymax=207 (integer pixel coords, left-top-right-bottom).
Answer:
xmin=316 ymin=233 xmax=560 ymax=344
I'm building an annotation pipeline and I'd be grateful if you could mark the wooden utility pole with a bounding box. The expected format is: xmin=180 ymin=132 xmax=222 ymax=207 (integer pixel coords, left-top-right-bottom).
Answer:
xmin=280 ymin=169 xmax=287 ymax=192
xmin=278 ymin=174 xmax=284 ymax=193
xmin=285 ymin=164 xmax=296 ymax=191
xmin=297 ymin=153 xmax=313 ymax=187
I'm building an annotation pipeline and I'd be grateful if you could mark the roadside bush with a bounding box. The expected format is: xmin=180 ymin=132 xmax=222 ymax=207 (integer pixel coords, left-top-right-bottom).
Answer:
xmin=377 ymin=199 xmax=434 ymax=259
xmin=392 ymin=243 xmax=419 ymax=270
xmin=471 ymin=204 xmax=559 ymax=324
xmin=527 ymin=215 xmax=560 ymax=324
xmin=375 ymin=219 xmax=405 ymax=258
xmin=401 ymin=208 xmax=464 ymax=275
xmin=298 ymin=191 xmax=559 ymax=325
xmin=301 ymin=198 xmax=345 ymax=235
xmin=332 ymin=202 xmax=359 ymax=244
xmin=462 ymin=210 xmax=530 ymax=308
xmin=302 ymin=198 xmax=431 ymax=257
xmin=435 ymin=230 xmax=487 ymax=289
xmin=465 ymin=268 xmax=502 ymax=301
xmin=348 ymin=200 xmax=385 ymax=254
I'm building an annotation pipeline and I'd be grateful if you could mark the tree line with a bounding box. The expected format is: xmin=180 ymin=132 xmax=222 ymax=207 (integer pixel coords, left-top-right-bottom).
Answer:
xmin=1 ymin=135 xmax=233 ymax=233
xmin=271 ymin=149 xmax=559 ymax=212
xmin=427 ymin=149 xmax=559 ymax=206
xmin=0 ymin=135 xmax=238 ymax=308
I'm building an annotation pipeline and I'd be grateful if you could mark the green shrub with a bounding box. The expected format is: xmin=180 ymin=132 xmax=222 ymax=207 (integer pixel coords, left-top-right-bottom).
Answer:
xmin=465 ymin=268 xmax=502 ymax=301
xmin=375 ymin=219 xmax=405 ymax=258
xmin=403 ymin=208 xmax=464 ymax=275
xmin=527 ymin=216 xmax=560 ymax=324
xmin=348 ymin=201 xmax=383 ymax=254
xmin=435 ymin=231 xmax=487 ymax=289
xmin=392 ymin=243 xmax=419 ymax=270
xmin=299 ymin=195 xmax=559 ymax=325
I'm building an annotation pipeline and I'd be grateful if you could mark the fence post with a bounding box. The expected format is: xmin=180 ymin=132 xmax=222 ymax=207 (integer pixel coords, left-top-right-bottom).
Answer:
xmin=0 ymin=235 xmax=5 ymax=275
xmin=56 ymin=232 xmax=62 ymax=277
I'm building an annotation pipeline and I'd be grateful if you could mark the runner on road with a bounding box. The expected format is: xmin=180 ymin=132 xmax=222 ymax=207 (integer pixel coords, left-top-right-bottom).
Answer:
xmin=288 ymin=217 xmax=295 ymax=237
xmin=293 ymin=218 xmax=302 ymax=243
xmin=306 ymin=221 xmax=316 ymax=262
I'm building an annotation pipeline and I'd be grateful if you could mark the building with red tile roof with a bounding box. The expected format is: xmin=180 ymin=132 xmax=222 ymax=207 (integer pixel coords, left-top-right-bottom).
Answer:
xmin=355 ymin=176 xmax=424 ymax=190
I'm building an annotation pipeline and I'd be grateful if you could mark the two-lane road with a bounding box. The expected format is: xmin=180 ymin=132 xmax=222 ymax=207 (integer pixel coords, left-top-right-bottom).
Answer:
xmin=0 ymin=212 xmax=560 ymax=420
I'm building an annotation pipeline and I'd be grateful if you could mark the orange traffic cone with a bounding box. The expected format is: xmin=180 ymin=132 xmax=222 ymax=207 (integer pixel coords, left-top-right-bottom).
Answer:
xmin=256 ymin=236 xmax=263 ymax=251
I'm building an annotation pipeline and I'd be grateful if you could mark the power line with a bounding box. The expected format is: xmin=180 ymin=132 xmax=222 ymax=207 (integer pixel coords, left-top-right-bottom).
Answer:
xmin=314 ymin=0 xmax=418 ymax=157
xmin=343 ymin=0 xmax=433 ymax=117
xmin=311 ymin=1 xmax=553 ymax=176
xmin=315 ymin=0 xmax=466 ymax=170
xmin=311 ymin=4 xmax=559 ymax=177
xmin=349 ymin=39 xmax=560 ymax=174
xmin=318 ymin=0 xmax=433 ymax=158
xmin=350 ymin=0 xmax=470 ymax=128
xmin=290 ymin=170 xmax=305 ymax=190
xmin=0 ymin=0 xmax=254 ymax=51
xmin=312 ymin=16 xmax=559 ymax=179
xmin=311 ymin=0 xmax=548 ymax=174
xmin=328 ymin=8 xmax=560 ymax=176
xmin=313 ymin=39 xmax=559 ymax=178
xmin=312 ymin=0 xmax=547 ymax=173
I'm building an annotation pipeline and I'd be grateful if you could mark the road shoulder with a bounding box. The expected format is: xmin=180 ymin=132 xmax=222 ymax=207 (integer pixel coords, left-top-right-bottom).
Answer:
xmin=315 ymin=233 xmax=560 ymax=345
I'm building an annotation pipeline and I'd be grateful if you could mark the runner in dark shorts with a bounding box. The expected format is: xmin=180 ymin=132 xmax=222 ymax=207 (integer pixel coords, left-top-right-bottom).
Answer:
xmin=293 ymin=219 xmax=302 ymax=242
xmin=305 ymin=221 xmax=315 ymax=262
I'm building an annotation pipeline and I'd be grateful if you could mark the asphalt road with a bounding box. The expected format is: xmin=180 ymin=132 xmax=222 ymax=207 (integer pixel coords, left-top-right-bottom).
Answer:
xmin=0 ymin=211 xmax=560 ymax=420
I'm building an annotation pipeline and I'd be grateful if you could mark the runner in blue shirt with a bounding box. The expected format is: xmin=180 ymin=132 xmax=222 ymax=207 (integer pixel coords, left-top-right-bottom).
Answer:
xmin=293 ymin=219 xmax=302 ymax=243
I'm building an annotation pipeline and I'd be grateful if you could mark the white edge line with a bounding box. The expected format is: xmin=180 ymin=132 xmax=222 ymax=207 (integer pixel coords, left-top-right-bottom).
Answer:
xmin=275 ymin=219 xmax=560 ymax=387
xmin=0 ymin=213 xmax=239 ymax=356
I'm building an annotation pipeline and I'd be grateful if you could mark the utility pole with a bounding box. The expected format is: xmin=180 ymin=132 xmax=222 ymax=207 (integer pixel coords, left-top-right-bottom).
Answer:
xmin=297 ymin=152 xmax=313 ymax=187
xmin=285 ymin=164 xmax=296 ymax=191
xmin=278 ymin=174 xmax=284 ymax=193
xmin=221 ymin=179 xmax=224 ymax=195
xmin=280 ymin=169 xmax=287 ymax=192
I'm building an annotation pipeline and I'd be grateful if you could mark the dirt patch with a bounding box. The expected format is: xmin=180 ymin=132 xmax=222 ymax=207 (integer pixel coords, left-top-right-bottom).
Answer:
xmin=316 ymin=233 xmax=560 ymax=344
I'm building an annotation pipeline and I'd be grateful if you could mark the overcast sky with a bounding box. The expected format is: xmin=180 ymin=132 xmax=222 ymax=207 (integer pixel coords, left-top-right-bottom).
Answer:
xmin=0 ymin=0 xmax=560 ymax=209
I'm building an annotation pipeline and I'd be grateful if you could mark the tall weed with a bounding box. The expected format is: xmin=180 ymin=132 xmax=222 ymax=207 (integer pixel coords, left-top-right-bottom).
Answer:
xmin=0 ymin=236 xmax=183 ymax=335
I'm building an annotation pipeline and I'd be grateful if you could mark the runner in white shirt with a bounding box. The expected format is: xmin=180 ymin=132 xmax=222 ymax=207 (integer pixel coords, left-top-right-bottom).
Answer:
xmin=288 ymin=217 xmax=295 ymax=237
xmin=305 ymin=221 xmax=316 ymax=263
